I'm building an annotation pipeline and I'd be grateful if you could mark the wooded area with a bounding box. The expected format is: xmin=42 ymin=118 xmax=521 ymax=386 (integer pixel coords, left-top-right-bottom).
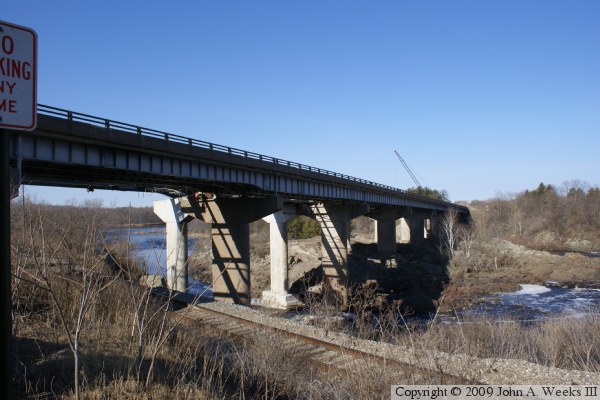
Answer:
xmin=470 ymin=180 xmax=600 ymax=249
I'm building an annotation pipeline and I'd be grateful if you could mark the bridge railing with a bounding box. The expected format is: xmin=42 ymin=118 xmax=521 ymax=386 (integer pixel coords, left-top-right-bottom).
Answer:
xmin=37 ymin=104 xmax=452 ymax=207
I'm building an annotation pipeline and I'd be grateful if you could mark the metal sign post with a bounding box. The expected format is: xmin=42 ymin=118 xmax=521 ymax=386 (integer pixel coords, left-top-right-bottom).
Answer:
xmin=0 ymin=130 xmax=11 ymax=398
xmin=1 ymin=20 xmax=37 ymax=399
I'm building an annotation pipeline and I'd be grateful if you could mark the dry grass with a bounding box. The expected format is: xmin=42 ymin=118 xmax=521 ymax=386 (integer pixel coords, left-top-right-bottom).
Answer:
xmin=387 ymin=311 xmax=600 ymax=373
xmin=300 ymin=283 xmax=600 ymax=374
xmin=15 ymin=261 xmax=599 ymax=399
xmin=426 ymin=314 xmax=600 ymax=372
xmin=10 ymin=201 xmax=600 ymax=398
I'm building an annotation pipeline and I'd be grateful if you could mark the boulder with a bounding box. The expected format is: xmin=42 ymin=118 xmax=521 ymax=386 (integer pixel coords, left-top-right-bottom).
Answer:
xmin=139 ymin=274 xmax=166 ymax=288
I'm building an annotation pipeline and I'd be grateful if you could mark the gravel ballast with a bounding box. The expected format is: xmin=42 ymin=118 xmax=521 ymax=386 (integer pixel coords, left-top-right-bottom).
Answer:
xmin=196 ymin=301 xmax=600 ymax=385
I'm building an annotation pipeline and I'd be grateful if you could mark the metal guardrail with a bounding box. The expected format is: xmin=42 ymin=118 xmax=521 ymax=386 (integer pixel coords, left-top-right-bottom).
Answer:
xmin=36 ymin=104 xmax=452 ymax=207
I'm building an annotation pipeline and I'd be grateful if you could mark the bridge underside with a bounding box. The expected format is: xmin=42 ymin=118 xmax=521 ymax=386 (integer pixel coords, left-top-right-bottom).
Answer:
xmin=154 ymin=194 xmax=438 ymax=308
xmin=19 ymin=159 xmax=260 ymax=197
xmin=8 ymin=106 xmax=470 ymax=308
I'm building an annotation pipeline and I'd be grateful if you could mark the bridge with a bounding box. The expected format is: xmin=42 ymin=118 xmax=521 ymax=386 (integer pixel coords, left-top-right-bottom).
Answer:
xmin=8 ymin=105 xmax=470 ymax=308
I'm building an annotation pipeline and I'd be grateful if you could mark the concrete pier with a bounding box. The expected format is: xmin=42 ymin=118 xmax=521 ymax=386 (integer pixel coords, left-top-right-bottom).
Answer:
xmin=183 ymin=195 xmax=281 ymax=305
xmin=154 ymin=198 xmax=194 ymax=292
xmin=261 ymin=208 xmax=302 ymax=309
xmin=397 ymin=218 xmax=411 ymax=243
xmin=310 ymin=203 xmax=368 ymax=302
xmin=408 ymin=215 xmax=426 ymax=246
xmin=370 ymin=208 xmax=400 ymax=254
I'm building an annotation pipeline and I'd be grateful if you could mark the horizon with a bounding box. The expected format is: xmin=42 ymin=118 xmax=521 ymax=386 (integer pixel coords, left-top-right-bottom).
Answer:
xmin=4 ymin=1 xmax=599 ymax=207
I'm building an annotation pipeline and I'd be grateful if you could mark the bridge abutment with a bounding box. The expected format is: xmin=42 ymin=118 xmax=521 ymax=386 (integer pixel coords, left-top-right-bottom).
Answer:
xmin=310 ymin=203 xmax=368 ymax=304
xmin=154 ymin=198 xmax=193 ymax=292
xmin=261 ymin=208 xmax=302 ymax=309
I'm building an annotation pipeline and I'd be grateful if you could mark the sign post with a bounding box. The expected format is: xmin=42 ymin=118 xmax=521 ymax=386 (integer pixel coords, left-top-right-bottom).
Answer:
xmin=0 ymin=20 xmax=37 ymax=399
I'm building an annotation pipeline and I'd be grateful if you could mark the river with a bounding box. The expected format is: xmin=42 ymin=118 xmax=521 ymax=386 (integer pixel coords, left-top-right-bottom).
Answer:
xmin=106 ymin=227 xmax=600 ymax=320
xmin=105 ymin=226 xmax=213 ymax=300
xmin=438 ymin=284 xmax=600 ymax=323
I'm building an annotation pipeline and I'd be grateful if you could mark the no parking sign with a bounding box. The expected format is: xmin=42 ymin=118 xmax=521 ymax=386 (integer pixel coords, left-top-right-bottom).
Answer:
xmin=0 ymin=20 xmax=37 ymax=131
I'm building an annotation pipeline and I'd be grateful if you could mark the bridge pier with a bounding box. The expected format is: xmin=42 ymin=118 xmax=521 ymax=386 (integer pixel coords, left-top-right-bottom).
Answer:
xmin=310 ymin=203 xmax=368 ymax=303
xmin=154 ymin=198 xmax=194 ymax=292
xmin=397 ymin=218 xmax=410 ymax=243
xmin=407 ymin=214 xmax=426 ymax=246
xmin=183 ymin=195 xmax=282 ymax=305
xmin=261 ymin=208 xmax=302 ymax=309
xmin=370 ymin=208 xmax=412 ymax=254
xmin=368 ymin=208 xmax=417 ymax=253
xmin=372 ymin=209 xmax=397 ymax=254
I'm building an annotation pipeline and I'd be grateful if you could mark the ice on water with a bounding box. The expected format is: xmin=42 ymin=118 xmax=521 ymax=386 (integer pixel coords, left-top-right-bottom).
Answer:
xmin=512 ymin=284 xmax=551 ymax=296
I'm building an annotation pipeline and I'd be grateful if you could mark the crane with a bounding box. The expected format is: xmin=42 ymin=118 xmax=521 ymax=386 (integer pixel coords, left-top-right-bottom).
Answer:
xmin=393 ymin=150 xmax=422 ymax=188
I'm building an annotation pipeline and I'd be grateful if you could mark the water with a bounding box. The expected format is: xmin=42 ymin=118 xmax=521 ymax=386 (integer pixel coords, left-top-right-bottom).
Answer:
xmin=106 ymin=228 xmax=600 ymax=321
xmin=105 ymin=226 xmax=213 ymax=299
xmin=439 ymin=284 xmax=600 ymax=323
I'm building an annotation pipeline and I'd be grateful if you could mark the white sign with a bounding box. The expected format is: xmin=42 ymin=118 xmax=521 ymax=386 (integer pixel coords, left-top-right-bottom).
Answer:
xmin=0 ymin=20 xmax=37 ymax=131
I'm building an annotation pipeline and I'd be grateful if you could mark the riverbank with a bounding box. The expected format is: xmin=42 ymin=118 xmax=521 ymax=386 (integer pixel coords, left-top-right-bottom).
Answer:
xmin=441 ymin=239 xmax=600 ymax=312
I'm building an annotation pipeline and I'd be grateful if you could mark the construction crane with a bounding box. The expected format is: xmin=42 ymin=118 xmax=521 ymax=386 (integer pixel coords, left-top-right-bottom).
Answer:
xmin=393 ymin=150 xmax=422 ymax=188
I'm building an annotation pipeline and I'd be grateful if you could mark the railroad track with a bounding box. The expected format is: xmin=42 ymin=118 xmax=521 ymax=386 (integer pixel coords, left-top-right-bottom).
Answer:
xmin=179 ymin=307 xmax=365 ymax=375
xmin=162 ymin=292 xmax=467 ymax=383
xmin=154 ymin=290 xmax=600 ymax=385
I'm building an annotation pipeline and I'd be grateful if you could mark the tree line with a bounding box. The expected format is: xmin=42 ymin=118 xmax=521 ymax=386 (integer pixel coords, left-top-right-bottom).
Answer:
xmin=469 ymin=179 xmax=600 ymax=248
xmin=11 ymin=198 xmax=161 ymax=229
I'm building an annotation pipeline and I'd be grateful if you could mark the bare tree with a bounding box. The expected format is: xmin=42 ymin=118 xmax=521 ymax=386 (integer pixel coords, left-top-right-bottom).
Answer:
xmin=439 ymin=207 xmax=460 ymax=257
xmin=563 ymin=179 xmax=589 ymax=196
xmin=458 ymin=223 xmax=475 ymax=259
xmin=15 ymin=204 xmax=118 ymax=400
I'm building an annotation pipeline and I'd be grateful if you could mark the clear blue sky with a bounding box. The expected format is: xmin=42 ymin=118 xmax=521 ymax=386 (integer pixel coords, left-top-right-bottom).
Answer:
xmin=5 ymin=1 xmax=600 ymax=206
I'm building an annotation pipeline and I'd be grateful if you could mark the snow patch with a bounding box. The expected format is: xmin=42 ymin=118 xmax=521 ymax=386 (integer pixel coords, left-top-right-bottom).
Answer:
xmin=514 ymin=284 xmax=551 ymax=295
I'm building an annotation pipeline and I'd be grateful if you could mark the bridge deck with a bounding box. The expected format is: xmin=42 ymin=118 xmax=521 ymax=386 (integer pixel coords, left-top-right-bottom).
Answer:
xmin=8 ymin=105 xmax=468 ymax=215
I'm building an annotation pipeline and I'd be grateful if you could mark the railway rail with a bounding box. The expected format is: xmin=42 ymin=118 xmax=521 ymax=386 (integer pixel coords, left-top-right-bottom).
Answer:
xmin=181 ymin=302 xmax=451 ymax=379
xmin=156 ymin=290 xmax=600 ymax=386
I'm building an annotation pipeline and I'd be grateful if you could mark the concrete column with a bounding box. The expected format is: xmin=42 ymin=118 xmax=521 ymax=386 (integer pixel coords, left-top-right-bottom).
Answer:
xmin=408 ymin=216 xmax=426 ymax=246
xmin=154 ymin=198 xmax=194 ymax=292
xmin=424 ymin=218 xmax=432 ymax=239
xmin=211 ymin=221 xmax=250 ymax=304
xmin=261 ymin=208 xmax=302 ymax=309
xmin=310 ymin=203 xmax=368 ymax=302
xmin=397 ymin=218 xmax=411 ymax=243
xmin=182 ymin=195 xmax=282 ymax=305
xmin=371 ymin=208 xmax=399 ymax=254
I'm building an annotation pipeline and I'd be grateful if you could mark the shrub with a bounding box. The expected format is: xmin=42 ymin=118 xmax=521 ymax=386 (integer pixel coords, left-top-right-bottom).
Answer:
xmin=287 ymin=216 xmax=321 ymax=239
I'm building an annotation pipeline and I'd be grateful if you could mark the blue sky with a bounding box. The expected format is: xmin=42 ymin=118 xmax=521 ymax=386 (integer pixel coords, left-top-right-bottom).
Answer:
xmin=4 ymin=1 xmax=600 ymax=206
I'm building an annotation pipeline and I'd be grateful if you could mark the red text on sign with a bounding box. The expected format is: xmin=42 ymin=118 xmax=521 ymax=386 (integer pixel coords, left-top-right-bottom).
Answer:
xmin=0 ymin=99 xmax=17 ymax=113
xmin=0 ymin=57 xmax=32 ymax=80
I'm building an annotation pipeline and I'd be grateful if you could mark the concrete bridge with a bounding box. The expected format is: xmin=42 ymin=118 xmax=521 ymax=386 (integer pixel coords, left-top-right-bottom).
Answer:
xmin=8 ymin=104 xmax=469 ymax=308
